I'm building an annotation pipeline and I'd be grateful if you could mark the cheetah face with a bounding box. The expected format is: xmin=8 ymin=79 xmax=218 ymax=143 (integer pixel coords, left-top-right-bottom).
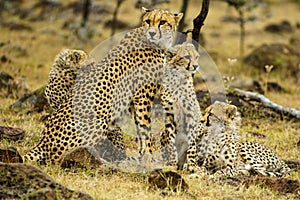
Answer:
xmin=201 ymin=101 xmax=239 ymax=126
xmin=142 ymin=7 xmax=183 ymax=48
xmin=55 ymin=49 xmax=88 ymax=70
xmin=167 ymin=42 xmax=200 ymax=75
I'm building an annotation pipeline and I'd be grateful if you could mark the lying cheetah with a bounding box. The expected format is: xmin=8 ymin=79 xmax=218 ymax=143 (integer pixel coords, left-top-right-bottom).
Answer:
xmin=196 ymin=101 xmax=290 ymax=177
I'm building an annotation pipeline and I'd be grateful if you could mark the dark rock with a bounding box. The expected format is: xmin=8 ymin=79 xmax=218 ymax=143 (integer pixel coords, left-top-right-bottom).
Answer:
xmin=264 ymin=20 xmax=294 ymax=33
xmin=0 ymin=55 xmax=11 ymax=63
xmin=290 ymin=35 xmax=300 ymax=54
xmin=266 ymin=82 xmax=286 ymax=93
xmin=10 ymin=86 xmax=51 ymax=113
xmin=231 ymin=79 xmax=264 ymax=94
xmin=244 ymin=43 xmax=300 ymax=80
xmin=284 ymin=160 xmax=300 ymax=171
xmin=0 ymin=126 xmax=25 ymax=141
xmin=0 ymin=147 xmax=23 ymax=163
xmin=0 ymin=20 xmax=32 ymax=31
xmin=242 ymin=176 xmax=300 ymax=195
xmin=0 ymin=71 xmax=29 ymax=99
xmin=60 ymin=146 xmax=103 ymax=169
xmin=0 ymin=162 xmax=92 ymax=199
xmin=196 ymin=90 xmax=300 ymax=122
xmin=104 ymin=19 xmax=130 ymax=29
xmin=148 ymin=169 xmax=188 ymax=192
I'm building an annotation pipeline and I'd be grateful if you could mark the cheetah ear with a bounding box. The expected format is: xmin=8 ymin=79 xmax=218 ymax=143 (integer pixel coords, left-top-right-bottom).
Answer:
xmin=166 ymin=51 xmax=177 ymax=65
xmin=72 ymin=51 xmax=81 ymax=62
xmin=202 ymin=106 xmax=212 ymax=126
xmin=142 ymin=7 xmax=150 ymax=13
xmin=226 ymin=105 xmax=237 ymax=120
xmin=173 ymin=13 xmax=183 ymax=25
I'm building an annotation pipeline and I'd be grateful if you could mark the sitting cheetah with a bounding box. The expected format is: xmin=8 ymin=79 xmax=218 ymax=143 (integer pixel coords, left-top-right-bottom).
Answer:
xmin=45 ymin=49 xmax=88 ymax=110
xmin=196 ymin=101 xmax=290 ymax=177
xmin=24 ymin=8 xmax=198 ymax=167
xmin=159 ymin=42 xmax=202 ymax=170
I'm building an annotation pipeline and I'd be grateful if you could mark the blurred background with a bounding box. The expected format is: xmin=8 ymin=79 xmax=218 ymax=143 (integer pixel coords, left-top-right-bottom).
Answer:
xmin=0 ymin=0 xmax=299 ymax=108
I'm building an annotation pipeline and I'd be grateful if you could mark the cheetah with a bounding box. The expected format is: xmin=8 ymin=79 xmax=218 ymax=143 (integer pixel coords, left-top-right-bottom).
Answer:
xmin=24 ymin=8 xmax=189 ymax=166
xmin=159 ymin=42 xmax=202 ymax=171
xmin=196 ymin=101 xmax=290 ymax=177
xmin=45 ymin=49 xmax=88 ymax=110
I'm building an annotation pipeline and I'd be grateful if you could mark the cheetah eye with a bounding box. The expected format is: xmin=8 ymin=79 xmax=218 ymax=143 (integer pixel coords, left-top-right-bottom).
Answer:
xmin=159 ymin=20 xmax=167 ymax=26
xmin=184 ymin=55 xmax=190 ymax=60
xmin=145 ymin=19 xmax=151 ymax=25
xmin=73 ymin=52 xmax=80 ymax=62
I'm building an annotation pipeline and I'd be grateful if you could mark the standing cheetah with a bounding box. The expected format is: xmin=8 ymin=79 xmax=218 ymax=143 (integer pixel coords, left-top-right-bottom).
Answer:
xmin=24 ymin=8 xmax=191 ymax=167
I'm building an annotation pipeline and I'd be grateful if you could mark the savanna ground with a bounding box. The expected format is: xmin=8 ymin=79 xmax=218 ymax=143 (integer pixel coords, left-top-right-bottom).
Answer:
xmin=0 ymin=0 xmax=300 ymax=199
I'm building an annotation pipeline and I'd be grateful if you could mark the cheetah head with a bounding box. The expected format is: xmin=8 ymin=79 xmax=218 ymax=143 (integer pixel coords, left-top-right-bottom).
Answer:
xmin=166 ymin=42 xmax=199 ymax=75
xmin=201 ymin=101 xmax=240 ymax=127
xmin=54 ymin=49 xmax=88 ymax=70
xmin=142 ymin=7 xmax=183 ymax=48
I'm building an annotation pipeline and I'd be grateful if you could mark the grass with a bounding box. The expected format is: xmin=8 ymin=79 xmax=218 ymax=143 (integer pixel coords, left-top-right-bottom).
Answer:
xmin=0 ymin=0 xmax=300 ymax=199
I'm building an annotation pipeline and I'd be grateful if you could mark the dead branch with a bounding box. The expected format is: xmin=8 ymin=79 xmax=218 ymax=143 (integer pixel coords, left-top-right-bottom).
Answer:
xmin=178 ymin=0 xmax=189 ymax=32
xmin=176 ymin=0 xmax=209 ymax=46
xmin=234 ymin=88 xmax=300 ymax=119
xmin=191 ymin=0 xmax=210 ymax=49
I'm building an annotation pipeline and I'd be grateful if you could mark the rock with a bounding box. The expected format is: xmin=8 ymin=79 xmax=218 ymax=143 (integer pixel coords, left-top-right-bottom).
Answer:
xmin=0 ymin=162 xmax=92 ymax=199
xmin=104 ymin=19 xmax=130 ymax=30
xmin=0 ymin=126 xmax=25 ymax=141
xmin=230 ymin=79 xmax=264 ymax=94
xmin=0 ymin=71 xmax=29 ymax=99
xmin=242 ymin=176 xmax=300 ymax=195
xmin=244 ymin=43 xmax=300 ymax=80
xmin=290 ymin=35 xmax=300 ymax=53
xmin=264 ymin=20 xmax=294 ymax=33
xmin=148 ymin=169 xmax=188 ymax=192
xmin=196 ymin=90 xmax=300 ymax=121
xmin=0 ymin=147 xmax=23 ymax=163
xmin=10 ymin=86 xmax=51 ymax=113
xmin=0 ymin=21 xmax=32 ymax=31
xmin=60 ymin=146 xmax=103 ymax=169
xmin=221 ymin=176 xmax=300 ymax=196
xmin=284 ymin=160 xmax=300 ymax=171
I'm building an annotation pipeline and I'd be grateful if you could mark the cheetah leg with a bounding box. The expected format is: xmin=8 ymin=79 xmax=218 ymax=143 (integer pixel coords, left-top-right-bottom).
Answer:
xmin=182 ymin=99 xmax=202 ymax=173
xmin=160 ymin=88 xmax=178 ymax=167
xmin=132 ymin=89 xmax=155 ymax=157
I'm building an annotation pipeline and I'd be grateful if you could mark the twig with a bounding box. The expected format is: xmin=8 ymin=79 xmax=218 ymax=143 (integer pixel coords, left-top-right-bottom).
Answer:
xmin=191 ymin=0 xmax=210 ymax=50
xmin=234 ymin=88 xmax=300 ymax=119
xmin=111 ymin=0 xmax=124 ymax=36
xmin=178 ymin=0 xmax=189 ymax=32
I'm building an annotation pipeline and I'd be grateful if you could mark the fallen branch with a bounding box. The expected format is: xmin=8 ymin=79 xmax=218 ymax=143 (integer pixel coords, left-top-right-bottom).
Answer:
xmin=234 ymin=88 xmax=300 ymax=119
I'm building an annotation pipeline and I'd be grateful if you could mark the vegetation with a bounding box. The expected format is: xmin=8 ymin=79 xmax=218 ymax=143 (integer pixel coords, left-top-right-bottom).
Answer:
xmin=0 ymin=0 xmax=299 ymax=199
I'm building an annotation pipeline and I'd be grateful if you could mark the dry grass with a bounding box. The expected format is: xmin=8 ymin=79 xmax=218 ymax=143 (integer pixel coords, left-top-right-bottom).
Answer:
xmin=0 ymin=0 xmax=299 ymax=199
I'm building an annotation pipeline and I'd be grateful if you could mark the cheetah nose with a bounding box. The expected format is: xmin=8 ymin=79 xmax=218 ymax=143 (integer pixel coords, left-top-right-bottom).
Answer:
xmin=193 ymin=64 xmax=199 ymax=71
xmin=149 ymin=31 xmax=156 ymax=38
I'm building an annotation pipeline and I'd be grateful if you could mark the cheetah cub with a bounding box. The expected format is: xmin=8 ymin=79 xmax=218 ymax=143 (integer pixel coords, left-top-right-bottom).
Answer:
xmin=159 ymin=42 xmax=202 ymax=172
xmin=196 ymin=101 xmax=290 ymax=177
xmin=45 ymin=49 xmax=88 ymax=110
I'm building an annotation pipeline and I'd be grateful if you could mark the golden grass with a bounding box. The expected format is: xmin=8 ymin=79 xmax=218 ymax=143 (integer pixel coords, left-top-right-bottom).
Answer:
xmin=0 ymin=0 xmax=299 ymax=199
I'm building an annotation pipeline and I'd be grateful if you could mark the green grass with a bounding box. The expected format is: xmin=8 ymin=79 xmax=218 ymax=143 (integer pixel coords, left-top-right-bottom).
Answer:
xmin=0 ymin=0 xmax=300 ymax=199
